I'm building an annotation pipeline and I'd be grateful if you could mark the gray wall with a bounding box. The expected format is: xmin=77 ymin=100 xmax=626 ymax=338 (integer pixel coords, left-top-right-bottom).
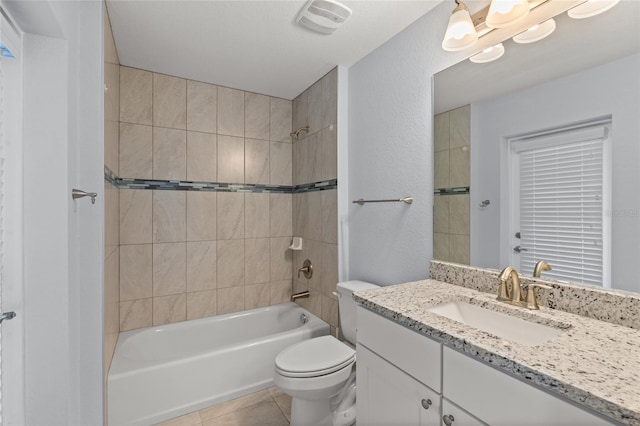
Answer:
xmin=347 ymin=3 xmax=463 ymax=285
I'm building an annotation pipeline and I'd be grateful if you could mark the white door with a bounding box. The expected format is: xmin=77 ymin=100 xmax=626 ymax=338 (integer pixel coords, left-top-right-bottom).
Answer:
xmin=0 ymin=9 xmax=25 ymax=425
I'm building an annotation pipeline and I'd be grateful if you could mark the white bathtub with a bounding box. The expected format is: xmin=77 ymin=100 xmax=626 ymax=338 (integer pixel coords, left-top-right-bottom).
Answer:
xmin=108 ymin=302 xmax=329 ymax=425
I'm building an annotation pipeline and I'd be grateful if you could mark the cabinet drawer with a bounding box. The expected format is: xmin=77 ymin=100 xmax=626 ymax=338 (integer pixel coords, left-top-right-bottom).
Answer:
xmin=443 ymin=347 xmax=614 ymax=425
xmin=357 ymin=307 xmax=442 ymax=392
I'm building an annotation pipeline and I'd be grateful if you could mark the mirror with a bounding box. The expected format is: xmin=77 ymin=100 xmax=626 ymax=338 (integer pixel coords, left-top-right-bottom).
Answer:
xmin=433 ymin=1 xmax=640 ymax=292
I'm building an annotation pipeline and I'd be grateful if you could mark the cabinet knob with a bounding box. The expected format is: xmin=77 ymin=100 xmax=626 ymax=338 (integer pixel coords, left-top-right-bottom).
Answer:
xmin=421 ymin=399 xmax=432 ymax=410
xmin=443 ymin=414 xmax=455 ymax=426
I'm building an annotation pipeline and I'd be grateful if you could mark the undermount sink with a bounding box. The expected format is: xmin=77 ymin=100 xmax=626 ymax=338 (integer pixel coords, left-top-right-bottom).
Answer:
xmin=427 ymin=301 xmax=565 ymax=347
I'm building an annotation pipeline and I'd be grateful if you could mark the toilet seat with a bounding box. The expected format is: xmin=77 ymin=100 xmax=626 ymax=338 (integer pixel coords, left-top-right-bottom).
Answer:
xmin=275 ymin=336 xmax=355 ymax=378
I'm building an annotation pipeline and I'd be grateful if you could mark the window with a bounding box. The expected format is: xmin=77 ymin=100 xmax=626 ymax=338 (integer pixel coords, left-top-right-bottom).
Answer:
xmin=509 ymin=121 xmax=611 ymax=286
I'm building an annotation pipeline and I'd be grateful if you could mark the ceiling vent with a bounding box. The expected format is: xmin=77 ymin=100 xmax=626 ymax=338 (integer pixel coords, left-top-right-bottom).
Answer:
xmin=296 ymin=0 xmax=352 ymax=35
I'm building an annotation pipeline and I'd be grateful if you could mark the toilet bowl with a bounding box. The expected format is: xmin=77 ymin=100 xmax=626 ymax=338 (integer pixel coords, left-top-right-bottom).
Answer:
xmin=273 ymin=281 xmax=379 ymax=426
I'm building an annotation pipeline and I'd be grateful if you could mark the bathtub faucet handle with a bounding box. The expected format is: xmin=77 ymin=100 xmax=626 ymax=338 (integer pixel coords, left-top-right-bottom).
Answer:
xmin=298 ymin=259 xmax=313 ymax=279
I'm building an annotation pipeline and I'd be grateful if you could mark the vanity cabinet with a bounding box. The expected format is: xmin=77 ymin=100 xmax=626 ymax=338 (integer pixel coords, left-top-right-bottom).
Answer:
xmin=356 ymin=307 xmax=615 ymax=426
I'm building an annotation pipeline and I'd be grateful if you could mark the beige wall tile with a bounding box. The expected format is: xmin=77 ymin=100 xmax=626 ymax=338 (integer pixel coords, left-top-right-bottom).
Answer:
xmin=321 ymin=68 xmax=337 ymax=129
xmin=433 ymin=232 xmax=450 ymax=261
xmin=120 ymin=123 xmax=152 ymax=179
xmin=307 ymin=80 xmax=322 ymax=133
xmin=105 ymin=184 xmax=120 ymax=249
xmin=270 ymin=141 xmax=292 ymax=186
xmin=292 ymin=91 xmax=308 ymax=137
xmin=217 ymin=135 xmax=245 ymax=183
xmin=450 ymin=234 xmax=470 ymax=265
xmin=187 ymin=290 xmax=217 ymax=320
xmin=320 ymin=243 xmax=338 ymax=296
xmin=187 ymin=80 xmax=217 ymax=133
xmin=433 ymin=195 xmax=450 ymax=234
xmin=120 ymin=298 xmax=152 ymax=331
xmin=104 ymin=247 xmax=120 ymax=330
xmin=270 ymin=98 xmax=292 ymax=143
xmin=298 ymin=290 xmax=322 ymax=318
xmin=105 ymin=119 xmax=119 ymax=174
xmin=450 ymin=146 xmax=470 ymax=187
xmin=308 ymin=133 xmax=322 ymax=183
xmin=245 ymin=139 xmax=270 ymax=184
xmin=450 ymin=104 xmax=470 ymax=149
xmin=297 ymin=239 xmax=321 ymax=292
xmin=434 ymin=112 xmax=450 ymax=153
xmin=434 ymin=150 xmax=450 ymax=189
xmin=321 ymin=294 xmax=338 ymax=328
xmin=270 ymin=280 xmax=292 ymax=305
xmin=153 ymin=73 xmax=186 ymax=129
xmin=217 ymin=286 xmax=245 ymax=315
xmin=187 ymin=131 xmax=217 ymax=182
xmin=245 ymin=283 xmax=271 ymax=310
xmin=120 ymin=244 xmax=152 ymax=301
xmin=153 ymin=191 xmax=186 ymax=243
xmin=449 ymin=194 xmax=470 ymax=235
xmin=270 ymin=194 xmax=292 ymax=237
xmin=153 ymin=242 xmax=187 ymax=296
xmin=187 ymin=241 xmax=217 ymax=292
xmin=245 ymin=93 xmax=270 ymax=140
xmin=270 ymin=237 xmax=293 ymax=281
xmin=245 ymin=238 xmax=270 ymax=284
xmin=153 ymin=294 xmax=186 ymax=325
xmin=292 ymin=193 xmax=306 ymax=237
xmin=153 ymin=127 xmax=186 ymax=180
xmin=245 ymin=193 xmax=269 ymax=238
xmin=120 ymin=189 xmax=152 ymax=244
xmin=291 ymin=142 xmax=299 ymax=186
xmin=321 ymin=190 xmax=337 ymax=244
xmin=217 ymin=192 xmax=245 ymax=240
xmin=217 ymin=239 xmax=245 ymax=288
xmin=320 ymin=127 xmax=337 ymax=181
xmin=120 ymin=66 xmax=152 ymax=125
xmin=306 ymin=191 xmax=322 ymax=241
xmin=104 ymin=8 xmax=119 ymax=65
xmin=218 ymin=87 xmax=244 ymax=137
xmin=294 ymin=138 xmax=309 ymax=185
xmin=187 ymin=192 xmax=217 ymax=241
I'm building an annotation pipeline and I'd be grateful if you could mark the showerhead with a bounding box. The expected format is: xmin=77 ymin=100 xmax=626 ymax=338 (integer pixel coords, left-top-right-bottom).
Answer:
xmin=290 ymin=125 xmax=310 ymax=140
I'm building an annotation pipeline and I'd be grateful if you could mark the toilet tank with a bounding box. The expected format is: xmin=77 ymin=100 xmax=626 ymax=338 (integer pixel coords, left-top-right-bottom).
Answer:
xmin=336 ymin=280 xmax=379 ymax=344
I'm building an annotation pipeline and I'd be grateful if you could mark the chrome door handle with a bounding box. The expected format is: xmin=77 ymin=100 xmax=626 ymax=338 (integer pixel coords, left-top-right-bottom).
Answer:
xmin=513 ymin=245 xmax=528 ymax=253
xmin=0 ymin=311 xmax=16 ymax=324
xmin=72 ymin=189 xmax=97 ymax=204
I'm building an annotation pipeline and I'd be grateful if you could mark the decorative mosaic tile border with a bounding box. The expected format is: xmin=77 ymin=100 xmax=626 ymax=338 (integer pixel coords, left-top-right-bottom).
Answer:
xmin=104 ymin=167 xmax=337 ymax=194
xmin=433 ymin=186 xmax=470 ymax=195
xmin=429 ymin=260 xmax=640 ymax=329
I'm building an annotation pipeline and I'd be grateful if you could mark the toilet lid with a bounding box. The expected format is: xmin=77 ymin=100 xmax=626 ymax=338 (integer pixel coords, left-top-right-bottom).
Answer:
xmin=275 ymin=336 xmax=355 ymax=378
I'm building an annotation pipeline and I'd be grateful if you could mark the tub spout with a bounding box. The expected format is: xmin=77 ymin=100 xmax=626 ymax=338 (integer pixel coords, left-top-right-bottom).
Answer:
xmin=291 ymin=291 xmax=310 ymax=302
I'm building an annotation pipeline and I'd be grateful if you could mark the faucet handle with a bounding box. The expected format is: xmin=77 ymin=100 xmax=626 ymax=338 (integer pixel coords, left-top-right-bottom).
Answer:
xmin=525 ymin=284 xmax=552 ymax=310
xmin=497 ymin=278 xmax=511 ymax=301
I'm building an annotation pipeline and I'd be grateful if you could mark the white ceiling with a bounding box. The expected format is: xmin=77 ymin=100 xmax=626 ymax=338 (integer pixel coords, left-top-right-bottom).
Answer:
xmin=106 ymin=0 xmax=442 ymax=100
xmin=434 ymin=0 xmax=640 ymax=113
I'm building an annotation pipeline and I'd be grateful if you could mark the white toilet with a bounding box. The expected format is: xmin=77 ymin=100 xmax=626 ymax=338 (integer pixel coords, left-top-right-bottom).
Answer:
xmin=274 ymin=280 xmax=379 ymax=426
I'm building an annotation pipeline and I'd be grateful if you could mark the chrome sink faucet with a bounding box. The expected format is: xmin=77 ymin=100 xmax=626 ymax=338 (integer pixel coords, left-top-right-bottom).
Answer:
xmin=498 ymin=266 xmax=551 ymax=310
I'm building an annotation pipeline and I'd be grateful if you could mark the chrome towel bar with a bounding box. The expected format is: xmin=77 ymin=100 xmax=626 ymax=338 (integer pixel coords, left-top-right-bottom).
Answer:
xmin=353 ymin=196 xmax=413 ymax=205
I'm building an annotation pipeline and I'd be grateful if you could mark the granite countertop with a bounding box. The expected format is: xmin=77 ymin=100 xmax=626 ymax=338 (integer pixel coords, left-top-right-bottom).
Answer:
xmin=354 ymin=279 xmax=640 ymax=425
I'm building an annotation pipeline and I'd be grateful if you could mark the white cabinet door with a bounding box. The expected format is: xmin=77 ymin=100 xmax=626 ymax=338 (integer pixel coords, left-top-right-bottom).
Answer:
xmin=357 ymin=344 xmax=441 ymax=426
xmin=443 ymin=347 xmax=614 ymax=425
xmin=442 ymin=398 xmax=487 ymax=426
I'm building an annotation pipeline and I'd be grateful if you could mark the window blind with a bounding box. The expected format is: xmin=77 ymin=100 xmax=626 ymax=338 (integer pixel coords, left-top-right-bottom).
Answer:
xmin=514 ymin=126 xmax=606 ymax=286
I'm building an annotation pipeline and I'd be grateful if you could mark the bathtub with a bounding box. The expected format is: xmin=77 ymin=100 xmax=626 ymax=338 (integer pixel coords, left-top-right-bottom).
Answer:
xmin=108 ymin=302 xmax=329 ymax=425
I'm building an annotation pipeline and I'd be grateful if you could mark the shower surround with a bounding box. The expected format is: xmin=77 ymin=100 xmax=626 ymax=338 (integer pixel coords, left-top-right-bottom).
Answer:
xmin=115 ymin=66 xmax=339 ymax=332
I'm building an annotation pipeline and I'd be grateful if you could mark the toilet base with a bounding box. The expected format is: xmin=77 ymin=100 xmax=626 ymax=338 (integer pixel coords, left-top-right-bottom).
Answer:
xmin=290 ymin=397 xmax=333 ymax=426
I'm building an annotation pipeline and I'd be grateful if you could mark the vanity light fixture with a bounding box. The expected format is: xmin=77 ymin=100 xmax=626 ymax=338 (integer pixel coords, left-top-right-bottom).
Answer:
xmin=567 ymin=0 xmax=620 ymax=19
xmin=469 ymin=43 xmax=505 ymax=63
xmin=486 ymin=0 xmax=530 ymax=28
xmin=442 ymin=0 xmax=478 ymax=52
xmin=512 ymin=18 xmax=556 ymax=44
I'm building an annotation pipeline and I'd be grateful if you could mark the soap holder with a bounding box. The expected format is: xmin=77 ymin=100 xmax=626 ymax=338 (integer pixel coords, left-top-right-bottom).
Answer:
xmin=289 ymin=237 xmax=303 ymax=251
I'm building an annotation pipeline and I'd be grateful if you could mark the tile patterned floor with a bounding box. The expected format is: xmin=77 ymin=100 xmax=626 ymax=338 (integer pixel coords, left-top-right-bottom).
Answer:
xmin=154 ymin=387 xmax=292 ymax=426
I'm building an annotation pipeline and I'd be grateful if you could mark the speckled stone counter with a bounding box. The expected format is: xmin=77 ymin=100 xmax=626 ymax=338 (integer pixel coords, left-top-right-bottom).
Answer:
xmin=354 ymin=280 xmax=640 ymax=425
